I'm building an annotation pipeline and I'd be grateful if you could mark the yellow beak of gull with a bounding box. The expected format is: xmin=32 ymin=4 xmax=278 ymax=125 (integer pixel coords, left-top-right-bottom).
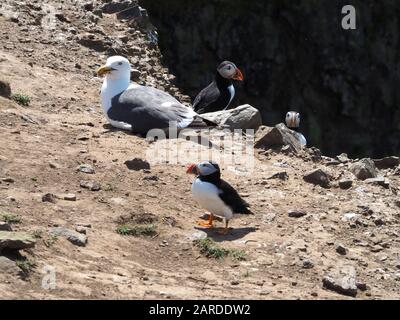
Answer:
xmin=96 ymin=65 xmax=113 ymax=76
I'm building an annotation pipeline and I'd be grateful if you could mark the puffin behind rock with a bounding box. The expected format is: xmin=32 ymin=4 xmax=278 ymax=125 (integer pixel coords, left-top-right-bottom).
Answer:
xmin=97 ymin=56 xmax=206 ymax=134
xmin=187 ymin=160 xmax=252 ymax=235
xmin=193 ymin=61 xmax=244 ymax=114
xmin=286 ymin=111 xmax=307 ymax=147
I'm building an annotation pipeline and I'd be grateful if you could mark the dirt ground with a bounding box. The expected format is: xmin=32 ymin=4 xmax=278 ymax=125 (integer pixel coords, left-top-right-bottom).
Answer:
xmin=0 ymin=0 xmax=399 ymax=300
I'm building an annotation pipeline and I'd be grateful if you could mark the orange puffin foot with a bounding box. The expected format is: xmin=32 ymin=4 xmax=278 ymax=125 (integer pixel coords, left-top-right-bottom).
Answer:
xmin=197 ymin=220 xmax=214 ymax=228
xmin=197 ymin=213 xmax=214 ymax=228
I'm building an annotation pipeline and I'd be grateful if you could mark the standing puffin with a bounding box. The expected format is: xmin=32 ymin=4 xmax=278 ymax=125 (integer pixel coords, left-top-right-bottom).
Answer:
xmin=186 ymin=160 xmax=252 ymax=234
xmin=285 ymin=111 xmax=307 ymax=147
xmin=193 ymin=61 xmax=244 ymax=114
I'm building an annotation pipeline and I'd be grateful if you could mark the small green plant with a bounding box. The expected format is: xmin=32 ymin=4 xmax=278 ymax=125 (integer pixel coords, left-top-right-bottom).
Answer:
xmin=193 ymin=238 xmax=246 ymax=261
xmin=231 ymin=249 xmax=246 ymax=262
xmin=116 ymin=224 xmax=157 ymax=237
xmin=1 ymin=213 xmax=21 ymax=224
xmin=31 ymin=177 xmax=38 ymax=182
xmin=12 ymin=93 xmax=31 ymax=106
xmin=103 ymin=183 xmax=114 ymax=191
xmin=193 ymin=238 xmax=230 ymax=259
xmin=16 ymin=259 xmax=35 ymax=274
xmin=32 ymin=229 xmax=43 ymax=239
xmin=44 ymin=234 xmax=58 ymax=247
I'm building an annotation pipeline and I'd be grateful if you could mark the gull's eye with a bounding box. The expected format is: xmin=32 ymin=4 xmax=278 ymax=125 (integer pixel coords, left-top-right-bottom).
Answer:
xmin=118 ymin=62 xmax=123 ymax=66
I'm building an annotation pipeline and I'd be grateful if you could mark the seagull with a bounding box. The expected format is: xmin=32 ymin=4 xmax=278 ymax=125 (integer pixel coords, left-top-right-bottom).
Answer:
xmin=97 ymin=55 xmax=206 ymax=134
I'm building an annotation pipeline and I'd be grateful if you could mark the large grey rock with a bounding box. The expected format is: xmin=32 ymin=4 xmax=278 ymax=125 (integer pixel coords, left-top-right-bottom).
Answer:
xmin=349 ymin=159 xmax=378 ymax=180
xmin=0 ymin=256 xmax=21 ymax=276
xmin=303 ymin=169 xmax=330 ymax=188
xmin=322 ymin=265 xmax=358 ymax=297
xmin=200 ymin=104 xmax=262 ymax=130
xmin=49 ymin=227 xmax=87 ymax=247
xmin=0 ymin=231 xmax=36 ymax=252
xmin=254 ymin=123 xmax=302 ymax=153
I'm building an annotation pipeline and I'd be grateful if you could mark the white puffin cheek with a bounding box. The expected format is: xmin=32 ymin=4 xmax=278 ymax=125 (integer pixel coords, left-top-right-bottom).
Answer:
xmin=219 ymin=67 xmax=234 ymax=79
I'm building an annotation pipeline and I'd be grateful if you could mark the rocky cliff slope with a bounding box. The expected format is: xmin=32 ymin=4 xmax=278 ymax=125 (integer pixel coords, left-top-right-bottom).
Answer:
xmin=143 ymin=0 xmax=400 ymax=158
xmin=0 ymin=0 xmax=399 ymax=299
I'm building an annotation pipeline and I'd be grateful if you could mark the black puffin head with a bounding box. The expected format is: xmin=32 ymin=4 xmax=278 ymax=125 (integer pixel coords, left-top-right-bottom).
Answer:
xmin=186 ymin=160 xmax=221 ymax=183
xmin=217 ymin=61 xmax=244 ymax=81
xmin=285 ymin=111 xmax=301 ymax=128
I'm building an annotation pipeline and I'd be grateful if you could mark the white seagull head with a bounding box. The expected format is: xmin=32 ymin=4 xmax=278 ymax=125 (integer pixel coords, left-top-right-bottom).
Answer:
xmin=97 ymin=56 xmax=132 ymax=81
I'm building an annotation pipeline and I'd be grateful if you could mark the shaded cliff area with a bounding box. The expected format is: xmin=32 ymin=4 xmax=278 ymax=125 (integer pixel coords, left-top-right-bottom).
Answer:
xmin=141 ymin=0 xmax=400 ymax=158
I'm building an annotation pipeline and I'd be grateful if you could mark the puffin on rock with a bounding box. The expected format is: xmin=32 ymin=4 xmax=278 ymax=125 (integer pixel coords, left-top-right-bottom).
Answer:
xmin=285 ymin=111 xmax=307 ymax=147
xmin=97 ymin=56 xmax=206 ymax=134
xmin=193 ymin=61 xmax=244 ymax=114
xmin=187 ymin=160 xmax=252 ymax=235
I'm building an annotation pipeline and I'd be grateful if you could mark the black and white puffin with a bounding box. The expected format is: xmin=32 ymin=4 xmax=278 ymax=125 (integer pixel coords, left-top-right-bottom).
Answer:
xmin=193 ymin=61 xmax=244 ymax=114
xmin=285 ymin=111 xmax=307 ymax=147
xmin=186 ymin=160 xmax=252 ymax=234
xmin=97 ymin=56 xmax=206 ymax=134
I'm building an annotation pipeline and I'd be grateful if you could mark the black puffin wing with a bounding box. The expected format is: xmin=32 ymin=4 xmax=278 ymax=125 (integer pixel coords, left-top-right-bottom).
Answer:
xmin=108 ymin=85 xmax=196 ymax=133
xmin=218 ymin=179 xmax=252 ymax=214
xmin=193 ymin=81 xmax=220 ymax=113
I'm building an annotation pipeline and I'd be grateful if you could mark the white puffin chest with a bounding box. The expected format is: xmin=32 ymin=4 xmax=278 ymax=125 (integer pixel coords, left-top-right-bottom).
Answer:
xmin=191 ymin=178 xmax=233 ymax=219
xmin=224 ymin=84 xmax=235 ymax=110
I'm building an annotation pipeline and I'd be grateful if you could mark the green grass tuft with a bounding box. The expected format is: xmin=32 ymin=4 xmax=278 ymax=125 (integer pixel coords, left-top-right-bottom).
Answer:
xmin=116 ymin=224 xmax=157 ymax=237
xmin=44 ymin=234 xmax=58 ymax=247
xmin=16 ymin=259 xmax=35 ymax=274
xmin=193 ymin=238 xmax=246 ymax=261
xmin=231 ymin=249 xmax=246 ymax=261
xmin=31 ymin=229 xmax=43 ymax=239
xmin=11 ymin=93 xmax=31 ymax=106
xmin=103 ymin=183 xmax=114 ymax=191
xmin=1 ymin=213 xmax=21 ymax=224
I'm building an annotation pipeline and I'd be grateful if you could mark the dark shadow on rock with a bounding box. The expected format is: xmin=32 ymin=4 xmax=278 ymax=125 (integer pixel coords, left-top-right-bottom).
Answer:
xmin=194 ymin=226 xmax=256 ymax=242
xmin=1 ymin=248 xmax=36 ymax=279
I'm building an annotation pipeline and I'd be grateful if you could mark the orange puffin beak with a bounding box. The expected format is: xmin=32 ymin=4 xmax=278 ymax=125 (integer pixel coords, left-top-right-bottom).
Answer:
xmin=233 ymin=68 xmax=244 ymax=81
xmin=186 ymin=163 xmax=197 ymax=174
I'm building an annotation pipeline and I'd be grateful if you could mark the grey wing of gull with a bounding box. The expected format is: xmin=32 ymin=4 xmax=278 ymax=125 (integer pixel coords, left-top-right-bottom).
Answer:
xmin=108 ymin=85 xmax=196 ymax=134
